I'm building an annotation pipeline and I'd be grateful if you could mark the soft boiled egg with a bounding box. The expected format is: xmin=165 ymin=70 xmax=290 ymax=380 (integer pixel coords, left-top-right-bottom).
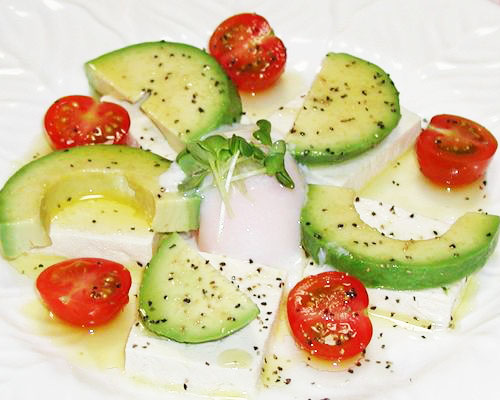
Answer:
xmin=197 ymin=125 xmax=306 ymax=273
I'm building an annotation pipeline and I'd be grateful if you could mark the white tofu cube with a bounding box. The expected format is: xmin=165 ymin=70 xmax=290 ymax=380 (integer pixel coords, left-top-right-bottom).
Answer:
xmin=101 ymin=95 xmax=177 ymax=160
xmin=299 ymin=107 xmax=421 ymax=190
xmin=125 ymin=253 xmax=286 ymax=398
xmin=32 ymin=198 xmax=156 ymax=266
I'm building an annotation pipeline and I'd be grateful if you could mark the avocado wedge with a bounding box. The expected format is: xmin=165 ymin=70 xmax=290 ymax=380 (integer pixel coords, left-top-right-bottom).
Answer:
xmin=0 ymin=145 xmax=200 ymax=259
xmin=301 ymin=185 xmax=499 ymax=289
xmin=139 ymin=233 xmax=259 ymax=343
xmin=286 ymin=52 xmax=401 ymax=165
xmin=85 ymin=41 xmax=242 ymax=152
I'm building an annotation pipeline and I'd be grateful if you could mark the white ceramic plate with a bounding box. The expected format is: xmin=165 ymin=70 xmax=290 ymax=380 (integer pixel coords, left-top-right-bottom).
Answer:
xmin=1 ymin=1 xmax=500 ymax=399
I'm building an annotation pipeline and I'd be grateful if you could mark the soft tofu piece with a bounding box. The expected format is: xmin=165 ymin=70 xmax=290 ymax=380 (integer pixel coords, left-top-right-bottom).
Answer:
xmin=39 ymin=225 xmax=155 ymax=266
xmin=32 ymin=198 xmax=156 ymax=266
xmin=197 ymin=153 xmax=306 ymax=274
xmin=241 ymin=95 xmax=304 ymax=135
xmin=299 ymin=107 xmax=421 ymax=189
xmin=251 ymin=95 xmax=422 ymax=191
xmin=302 ymin=197 xmax=468 ymax=330
xmin=367 ymin=278 xmax=468 ymax=329
xmin=196 ymin=124 xmax=307 ymax=275
xmin=158 ymin=161 xmax=187 ymax=192
xmin=101 ymin=95 xmax=177 ymax=160
xmin=125 ymin=253 xmax=286 ymax=398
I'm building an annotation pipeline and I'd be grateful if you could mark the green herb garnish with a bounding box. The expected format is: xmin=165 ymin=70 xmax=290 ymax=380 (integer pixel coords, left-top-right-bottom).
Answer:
xmin=176 ymin=120 xmax=294 ymax=211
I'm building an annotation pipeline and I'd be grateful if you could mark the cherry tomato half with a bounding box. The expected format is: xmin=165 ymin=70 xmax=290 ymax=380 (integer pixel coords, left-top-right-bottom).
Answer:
xmin=287 ymin=272 xmax=373 ymax=362
xmin=416 ymin=114 xmax=497 ymax=187
xmin=36 ymin=258 xmax=132 ymax=327
xmin=44 ymin=95 xmax=130 ymax=149
xmin=209 ymin=13 xmax=287 ymax=92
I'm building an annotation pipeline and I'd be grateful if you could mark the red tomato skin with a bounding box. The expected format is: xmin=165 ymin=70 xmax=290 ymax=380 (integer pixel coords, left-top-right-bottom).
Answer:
xmin=287 ymin=272 xmax=373 ymax=362
xmin=416 ymin=114 xmax=497 ymax=187
xmin=36 ymin=258 xmax=132 ymax=327
xmin=44 ymin=95 xmax=130 ymax=150
xmin=209 ymin=13 xmax=287 ymax=92
xmin=291 ymin=310 xmax=373 ymax=361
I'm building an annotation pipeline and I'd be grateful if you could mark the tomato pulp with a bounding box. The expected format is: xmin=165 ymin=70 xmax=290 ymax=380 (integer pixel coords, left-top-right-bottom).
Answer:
xmin=287 ymin=272 xmax=373 ymax=362
xmin=209 ymin=13 xmax=287 ymax=92
xmin=44 ymin=95 xmax=130 ymax=149
xmin=416 ymin=114 xmax=497 ymax=187
xmin=36 ymin=258 xmax=132 ymax=327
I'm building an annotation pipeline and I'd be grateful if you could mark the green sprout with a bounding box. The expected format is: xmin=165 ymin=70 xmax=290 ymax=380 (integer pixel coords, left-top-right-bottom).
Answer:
xmin=176 ymin=119 xmax=294 ymax=211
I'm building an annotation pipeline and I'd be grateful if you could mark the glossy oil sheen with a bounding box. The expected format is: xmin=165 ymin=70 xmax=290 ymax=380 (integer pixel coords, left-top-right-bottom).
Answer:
xmin=360 ymin=149 xmax=494 ymax=222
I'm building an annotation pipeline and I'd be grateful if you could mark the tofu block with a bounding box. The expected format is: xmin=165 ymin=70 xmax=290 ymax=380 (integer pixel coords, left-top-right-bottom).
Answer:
xmin=40 ymin=226 xmax=155 ymax=266
xmin=248 ymin=95 xmax=421 ymax=190
xmin=367 ymin=279 xmax=468 ymax=329
xmin=299 ymin=107 xmax=421 ymax=189
xmin=125 ymin=253 xmax=286 ymax=398
xmin=302 ymin=197 xmax=468 ymax=330
xmin=102 ymin=95 xmax=177 ymax=160
xmin=32 ymin=198 xmax=156 ymax=266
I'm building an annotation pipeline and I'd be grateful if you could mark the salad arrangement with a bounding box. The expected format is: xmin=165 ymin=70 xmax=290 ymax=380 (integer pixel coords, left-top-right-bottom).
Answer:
xmin=0 ymin=0 xmax=500 ymax=400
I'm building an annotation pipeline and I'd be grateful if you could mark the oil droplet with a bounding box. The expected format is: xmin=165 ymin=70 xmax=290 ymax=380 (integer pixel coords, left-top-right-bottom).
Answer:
xmin=217 ymin=349 xmax=253 ymax=368
xmin=10 ymin=253 xmax=66 ymax=278
xmin=300 ymin=351 xmax=362 ymax=372
xmin=52 ymin=197 xmax=150 ymax=235
xmin=22 ymin=297 xmax=137 ymax=370
xmin=368 ymin=309 xmax=433 ymax=330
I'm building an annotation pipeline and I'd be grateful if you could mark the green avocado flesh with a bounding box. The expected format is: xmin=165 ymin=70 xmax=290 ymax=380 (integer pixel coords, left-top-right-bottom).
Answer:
xmin=139 ymin=233 xmax=259 ymax=343
xmin=0 ymin=145 xmax=200 ymax=259
xmin=286 ymin=52 xmax=401 ymax=165
xmin=301 ymin=185 xmax=500 ymax=290
xmin=85 ymin=41 xmax=242 ymax=151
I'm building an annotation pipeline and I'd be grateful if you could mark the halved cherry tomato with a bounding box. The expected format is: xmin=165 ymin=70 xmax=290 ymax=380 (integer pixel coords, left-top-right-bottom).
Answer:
xmin=416 ymin=114 xmax=497 ymax=187
xmin=44 ymin=95 xmax=130 ymax=149
xmin=209 ymin=13 xmax=287 ymax=92
xmin=287 ymin=272 xmax=373 ymax=362
xmin=36 ymin=258 xmax=132 ymax=327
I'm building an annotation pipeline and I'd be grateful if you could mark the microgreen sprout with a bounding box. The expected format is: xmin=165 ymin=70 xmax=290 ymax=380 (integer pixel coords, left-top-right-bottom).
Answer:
xmin=176 ymin=120 xmax=294 ymax=210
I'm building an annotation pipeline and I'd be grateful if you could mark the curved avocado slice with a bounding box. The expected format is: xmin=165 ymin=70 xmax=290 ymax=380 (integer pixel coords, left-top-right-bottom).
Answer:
xmin=0 ymin=145 xmax=200 ymax=259
xmin=139 ymin=233 xmax=259 ymax=343
xmin=85 ymin=41 xmax=242 ymax=152
xmin=286 ymin=52 xmax=401 ymax=165
xmin=301 ymin=185 xmax=500 ymax=289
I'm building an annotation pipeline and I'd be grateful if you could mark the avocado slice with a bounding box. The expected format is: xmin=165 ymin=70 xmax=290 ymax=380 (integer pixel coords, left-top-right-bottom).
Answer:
xmin=85 ymin=41 xmax=242 ymax=152
xmin=0 ymin=145 xmax=200 ymax=259
xmin=286 ymin=52 xmax=401 ymax=165
xmin=138 ymin=233 xmax=259 ymax=343
xmin=301 ymin=185 xmax=500 ymax=289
